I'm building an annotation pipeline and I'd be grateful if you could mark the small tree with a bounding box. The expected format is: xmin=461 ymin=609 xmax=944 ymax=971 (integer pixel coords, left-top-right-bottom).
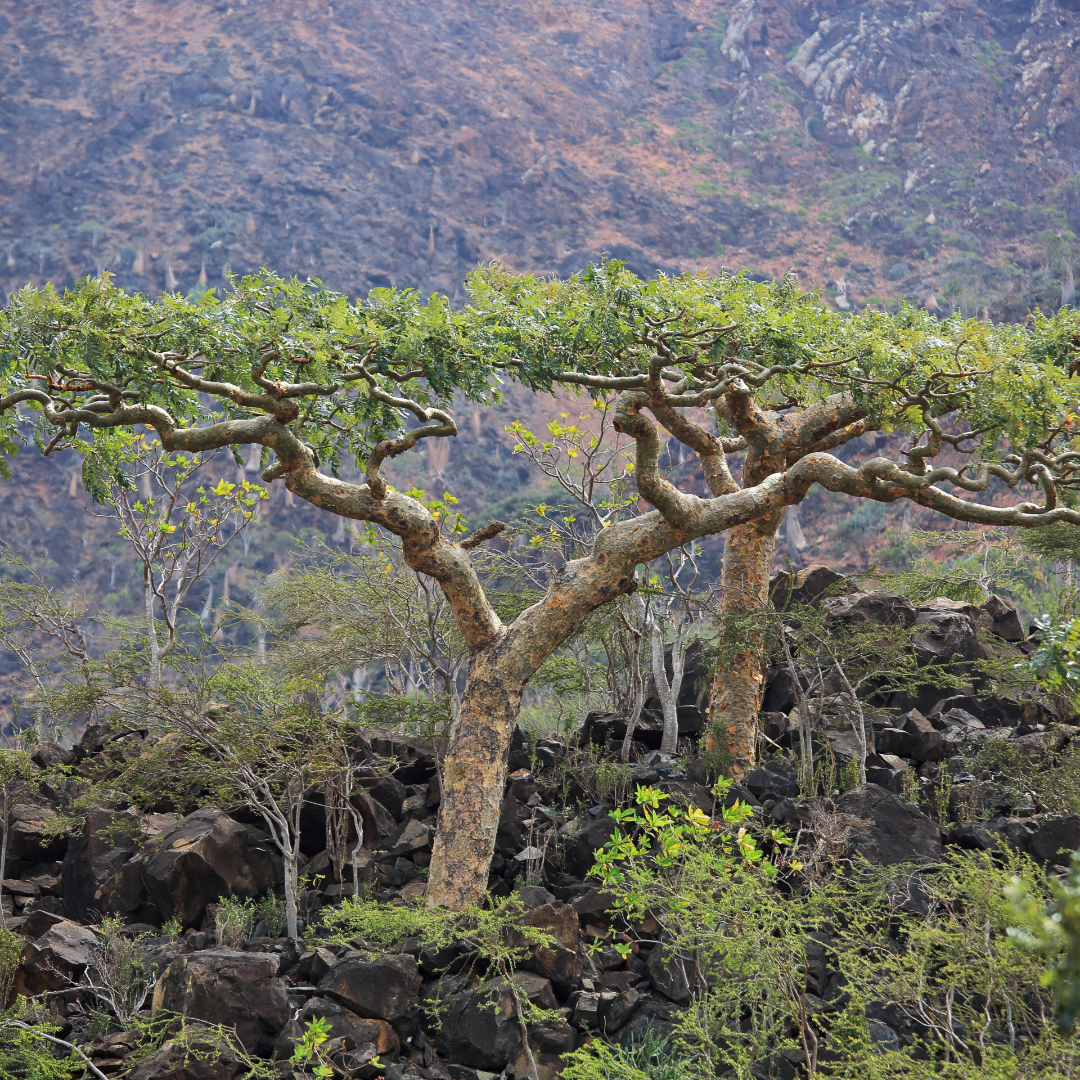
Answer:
xmin=0 ymin=750 xmax=37 ymax=928
xmin=93 ymin=441 xmax=265 ymax=689
xmin=90 ymin=659 xmax=363 ymax=940
xmin=3 ymin=266 xmax=1080 ymax=909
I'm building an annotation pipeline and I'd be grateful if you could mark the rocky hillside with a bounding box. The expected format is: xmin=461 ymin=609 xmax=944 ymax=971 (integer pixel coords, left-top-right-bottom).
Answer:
xmin=3 ymin=0 xmax=1080 ymax=319
xmin=4 ymin=569 xmax=1079 ymax=1078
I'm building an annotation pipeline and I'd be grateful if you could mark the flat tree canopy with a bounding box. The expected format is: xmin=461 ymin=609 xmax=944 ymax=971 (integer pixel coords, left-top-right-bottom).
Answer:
xmin=2 ymin=264 xmax=1079 ymax=908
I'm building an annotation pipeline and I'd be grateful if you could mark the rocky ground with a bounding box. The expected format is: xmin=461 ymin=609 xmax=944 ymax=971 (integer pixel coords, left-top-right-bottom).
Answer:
xmin=3 ymin=566 xmax=1077 ymax=1079
xmin=3 ymin=0 xmax=1080 ymax=318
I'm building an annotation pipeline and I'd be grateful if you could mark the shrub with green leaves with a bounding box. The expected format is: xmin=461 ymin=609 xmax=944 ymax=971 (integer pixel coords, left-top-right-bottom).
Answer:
xmin=214 ymin=896 xmax=254 ymax=949
xmin=566 ymin=836 xmax=1075 ymax=1080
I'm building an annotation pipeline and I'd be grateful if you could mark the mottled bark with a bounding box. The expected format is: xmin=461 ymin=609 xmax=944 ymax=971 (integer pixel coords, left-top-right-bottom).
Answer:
xmin=426 ymin=640 xmax=523 ymax=910
xmin=706 ymin=516 xmax=782 ymax=777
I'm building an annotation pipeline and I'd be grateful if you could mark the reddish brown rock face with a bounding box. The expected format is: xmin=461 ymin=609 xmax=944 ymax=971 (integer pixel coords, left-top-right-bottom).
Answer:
xmin=2 ymin=0 xmax=1079 ymax=316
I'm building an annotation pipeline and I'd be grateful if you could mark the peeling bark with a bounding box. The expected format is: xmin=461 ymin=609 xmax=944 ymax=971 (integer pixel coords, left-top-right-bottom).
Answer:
xmin=706 ymin=517 xmax=781 ymax=777
xmin=426 ymin=639 xmax=523 ymax=910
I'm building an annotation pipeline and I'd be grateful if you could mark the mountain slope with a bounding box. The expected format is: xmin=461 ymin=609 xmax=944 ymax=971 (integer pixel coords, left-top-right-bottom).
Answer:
xmin=2 ymin=0 xmax=1080 ymax=317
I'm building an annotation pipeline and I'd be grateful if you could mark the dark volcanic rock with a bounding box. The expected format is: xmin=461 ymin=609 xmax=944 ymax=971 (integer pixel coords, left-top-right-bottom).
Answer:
xmin=914 ymin=598 xmax=987 ymax=666
xmin=834 ymin=785 xmax=943 ymax=865
xmin=8 ymin=796 xmax=67 ymax=863
xmin=770 ymin=565 xmax=852 ymax=608
xmin=18 ymin=919 xmax=98 ymax=995
xmin=126 ymin=1038 xmax=248 ymax=1080
xmin=563 ymin=810 xmax=617 ymax=879
xmin=1031 ymin=816 xmax=1080 ymax=864
xmin=646 ymin=943 xmax=691 ymax=1005
xmin=900 ymin=710 xmax=944 ymax=762
xmin=745 ymin=757 xmax=799 ymax=800
xmin=823 ymin=590 xmax=917 ymax=628
xmin=62 ymin=807 xmax=140 ymax=923
xmin=142 ymin=808 xmax=281 ymax=929
xmin=980 ymin=595 xmax=1025 ymax=643
xmin=431 ymin=977 xmax=523 ymax=1073
xmin=294 ymin=997 xmax=399 ymax=1058
xmin=509 ymin=901 xmax=582 ymax=991
xmin=317 ymin=953 xmax=419 ymax=1037
xmin=152 ymin=949 xmax=289 ymax=1056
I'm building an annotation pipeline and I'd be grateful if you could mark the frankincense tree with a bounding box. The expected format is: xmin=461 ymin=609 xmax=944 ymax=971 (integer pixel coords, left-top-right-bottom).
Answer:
xmin=2 ymin=263 xmax=1079 ymax=908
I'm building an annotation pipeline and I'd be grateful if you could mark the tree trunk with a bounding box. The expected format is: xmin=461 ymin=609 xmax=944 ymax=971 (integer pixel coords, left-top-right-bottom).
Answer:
xmin=283 ymin=844 xmax=299 ymax=940
xmin=143 ymin=573 xmax=163 ymax=691
xmin=426 ymin=644 xmax=522 ymax=910
xmin=706 ymin=518 xmax=780 ymax=778
xmin=0 ymin=789 xmax=8 ymax=930
xmin=652 ymin=614 xmax=685 ymax=757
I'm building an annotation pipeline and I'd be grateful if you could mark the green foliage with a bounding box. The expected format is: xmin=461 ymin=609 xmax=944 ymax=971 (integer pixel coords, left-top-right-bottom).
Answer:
xmin=1025 ymin=614 xmax=1080 ymax=712
xmin=563 ymin=1031 xmax=692 ymax=1080
xmin=315 ymin=892 xmax=563 ymax=1041
xmin=85 ymin=916 xmax=157 ymax=1025
xmin=0 ymin=1000 xmax=82 ymax=1080
xmin=1010 ymin=850 xmax=1080 ymax=1033
xmin=0 ymin=929 xmax=23 ymax=1010
xmin=161 ymin=915 xmax=183 ymax=941
xmin=1020 ymin=522 xmax=1080 ymax=565
xmin=571 ymin=836 xmax=1073 ymax=1080
xmin=0 ymin=271 xmax=502 ymax=478
xmin=289 ymin=1015 xmax=378 ymax=1079
xmin=254 ymin=890 xmax=287 ymax=938
xmin=590 ymin=780 xmax=781 ymax=895
xmin=962 ymin=736 xmax=1080 ymax=818
xmin=214 ymin=895 xmax=255 ymax=949
xmin=867 ymin=529 xmax=1030 ymax=606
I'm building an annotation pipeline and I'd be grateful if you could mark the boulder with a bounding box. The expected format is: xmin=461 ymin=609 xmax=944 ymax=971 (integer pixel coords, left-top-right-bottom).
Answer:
xmin=359 ymin=775 xmax=407 ymax=820
xmin=352 ymin=791 xmax=396 ymax=842
xmin=570 ymin=888 xmax=616 ymax=926
xmin=27 ymin=742 xmax=76 ymax=770
xmin=823 ymin=590 xmax=917 ymax=628
xmin=980 ymin=595 xmax=1025 ymax=642
xmin=295 ymin=996 xmax=399 ymax=1058
xmin=509 ymin=901 xmax=582 ymax=991
xmin=745 ymin=757 xmax=799 ymax=801
xmin=431 ymin=977 xmax=522 ymax=1073
xmin=495 ymin=795 xmax=534 ymax=857
xmin=508 ymin=725 xmax=532 ymax=771
xmin=578 ymin=711 xmax=619 ymax=748
xmin=8 ymin=796 xmax=67 ymax=863
xmin=914 ymin=598 xmax=986 ymax=665
xmin=1031 ymin=816 xmax=1080 ymax=864
xmin=317 ymin=953 xmax=419 ymax=1037
xmin=18 ymin=919 xmax=98 ymax=995
xmin=126 ymin=1037 xmax=248 ymax=1080
xmin=62 ymin=808 xmax=140 ymax=922
xmin=615 ymin=1000 xmax=682 ymax=1048
xmin=875 ymin=727 xmax=914 ymax=758
xmin=823 ymin=729 xmax=866 ymax=767
xmin=951 ymin=817 xmax=1037 ymax=853
xmin=770 ymin=565 xmax=852 ymax=609
xmin=900 ymin=711 xmax=943 ymax=762
xmin=761 ymin=666 xmax=806 ymax=715
xmin=142 ymin=808 xmax=281 ymax=928
xmin=96 ymin=858 xmax=153 ymax=922
xmin=864 ymin=767 xmax=904 ymax=795
xmin=382 ymin=819 xmax=433 ymax=858
xmin=152 ymin=949 xmax=288 ymax=1056
xmin=562 ymin=810 xmax=617 ymax=879
xmin=656 ymin=780 xmax=713 ymax=813
xmin=646 ymin=943 xmax=691 ymax=1005
xmin=834 ymin=785 xmax=943 ymax=865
